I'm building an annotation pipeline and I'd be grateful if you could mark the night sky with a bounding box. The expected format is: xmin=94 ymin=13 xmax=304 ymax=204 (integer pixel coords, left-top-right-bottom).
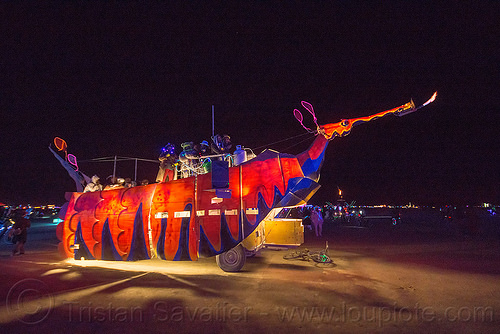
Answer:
xmin=1 ymin=2 xmax=498 ymax=206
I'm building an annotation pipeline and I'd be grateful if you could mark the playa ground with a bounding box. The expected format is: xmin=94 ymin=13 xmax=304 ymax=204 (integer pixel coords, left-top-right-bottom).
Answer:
xmin=1 ymin=217 xmax=500 ymax=333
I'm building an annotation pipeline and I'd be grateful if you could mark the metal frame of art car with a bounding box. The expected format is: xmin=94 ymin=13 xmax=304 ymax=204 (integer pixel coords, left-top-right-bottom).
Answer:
xmin=54 ymin=92 xmax=436 ymax=271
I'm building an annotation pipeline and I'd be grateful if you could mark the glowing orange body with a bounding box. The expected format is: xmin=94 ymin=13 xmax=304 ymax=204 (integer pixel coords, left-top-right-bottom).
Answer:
xmin=58 ymin=152 xmax=308 ymax=261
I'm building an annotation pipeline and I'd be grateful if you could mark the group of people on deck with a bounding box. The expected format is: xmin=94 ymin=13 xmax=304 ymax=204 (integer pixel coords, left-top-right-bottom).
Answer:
xmin=78 ymin=134 xmax=233 ymax=193
xmin=83 ymin=175 xmax=142 ymax=192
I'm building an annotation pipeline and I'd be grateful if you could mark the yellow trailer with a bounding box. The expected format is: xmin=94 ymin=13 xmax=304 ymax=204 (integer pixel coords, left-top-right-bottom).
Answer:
xmin=241 ymin=207 xmax=304 ymax=255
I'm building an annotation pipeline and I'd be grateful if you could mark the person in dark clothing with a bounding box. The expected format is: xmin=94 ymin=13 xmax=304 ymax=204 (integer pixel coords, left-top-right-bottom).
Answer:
xmin=10 ymin=210 xmax=31 ymax=256
xmin=156 ymin=143 xmax=178 ymax=182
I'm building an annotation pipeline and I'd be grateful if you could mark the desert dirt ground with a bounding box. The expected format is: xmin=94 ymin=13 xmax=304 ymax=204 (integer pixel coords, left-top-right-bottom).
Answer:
xmin=1 ymin=218 xmax=500 ymax=333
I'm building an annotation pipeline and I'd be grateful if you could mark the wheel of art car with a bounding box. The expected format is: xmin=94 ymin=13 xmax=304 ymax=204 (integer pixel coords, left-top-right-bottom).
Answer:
xmin=216 ymin=244 xmax=246 ymax=272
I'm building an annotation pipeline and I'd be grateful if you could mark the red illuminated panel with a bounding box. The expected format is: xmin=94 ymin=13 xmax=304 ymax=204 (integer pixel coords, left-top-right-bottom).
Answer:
xmin=70 ymin=191 xmax=102 ymax=258
xmin=241 ymin=156 xmax=284 ymax=208
xmin=119 ymin=185 xmax=157 ymax=256
xmin=279 ymin=157 xmax=304 ymax=186
xmin=152 ymin=179 xmax=196 ymax=260
xmin=59 ymin=192 xmax=81 ymax=258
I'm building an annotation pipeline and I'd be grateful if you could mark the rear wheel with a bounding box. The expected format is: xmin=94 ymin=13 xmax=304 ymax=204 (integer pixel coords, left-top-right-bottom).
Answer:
xmin=309 ymin=252 xmax=333 ymax=264
xmin=216 ymin=244 xmax=246 ymax=272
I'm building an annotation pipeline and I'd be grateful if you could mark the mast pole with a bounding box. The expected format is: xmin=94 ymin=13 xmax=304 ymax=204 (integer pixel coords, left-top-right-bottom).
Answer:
xmin=134 ymin=158 xmax=138 ymax=182
xmin=113 ymin=155 xmax=117 ymax=180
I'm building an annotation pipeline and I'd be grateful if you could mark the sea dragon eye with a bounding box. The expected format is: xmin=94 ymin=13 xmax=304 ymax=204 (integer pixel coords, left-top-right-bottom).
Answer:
xmin=341 ymin=120 xmax=349 ymax=127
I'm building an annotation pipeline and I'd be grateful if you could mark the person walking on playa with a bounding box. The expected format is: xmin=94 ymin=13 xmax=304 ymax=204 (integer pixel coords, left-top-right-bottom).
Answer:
xmin=10 ymin=210 xmax=31 ymax=256
xmin=311 ymin=206 xmax=324 ymax=237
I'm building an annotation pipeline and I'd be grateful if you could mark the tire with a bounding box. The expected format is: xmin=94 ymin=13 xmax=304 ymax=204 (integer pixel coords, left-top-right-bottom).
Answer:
xmin=283 ymin=250 xmax=305 ymax=260
xmin=309 ymin=252 xmax=333 ymax=264
xmin=216 ymin=244 xmax=246 ymax=272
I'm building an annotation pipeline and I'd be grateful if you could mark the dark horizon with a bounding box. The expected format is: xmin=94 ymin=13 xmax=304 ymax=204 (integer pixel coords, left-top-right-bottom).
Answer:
xmin=1 ymin=2 xmax=498 ymax=207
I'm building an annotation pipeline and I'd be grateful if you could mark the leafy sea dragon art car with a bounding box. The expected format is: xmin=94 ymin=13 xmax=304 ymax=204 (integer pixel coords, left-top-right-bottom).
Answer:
xmin=56 ymin=92 xmax=436 ymax=271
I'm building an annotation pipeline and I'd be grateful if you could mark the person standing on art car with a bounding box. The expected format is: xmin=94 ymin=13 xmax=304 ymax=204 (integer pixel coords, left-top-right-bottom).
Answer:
xmin=196 ymin=140 xmax=211 ymax=173
xmin=124 ymin=178 xmax=135 ymax=188
xmin=211 ymin=134 xmax=232 ymax=157
xmin=103 ymin=176 xmax=126 ymax=190
xmin=10 ymin=209 xmax=31 ymax=256
xmin=83 ymin=175 xmax=103 ymax=192
xmin=193 ymin=140 xmax=210 ymax=157
xmin=156 ymin=143 xmax=178 ymax=183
